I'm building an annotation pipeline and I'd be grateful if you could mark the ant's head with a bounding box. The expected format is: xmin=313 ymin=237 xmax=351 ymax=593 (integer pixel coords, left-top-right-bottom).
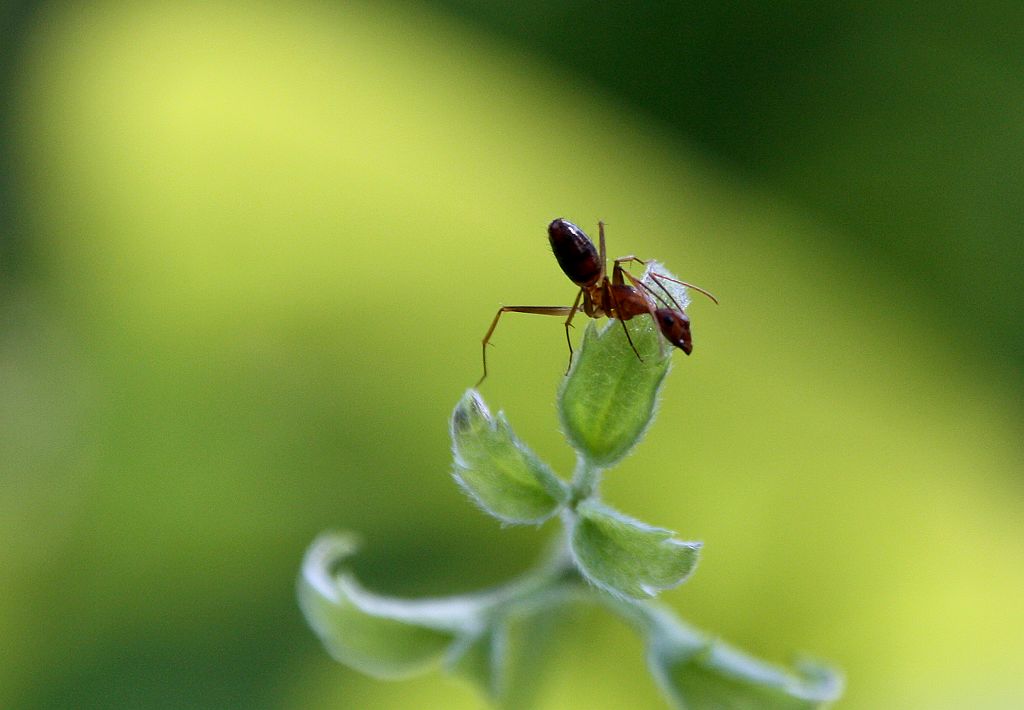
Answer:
xmin=654 ymin=308 xmax=692 ymax=355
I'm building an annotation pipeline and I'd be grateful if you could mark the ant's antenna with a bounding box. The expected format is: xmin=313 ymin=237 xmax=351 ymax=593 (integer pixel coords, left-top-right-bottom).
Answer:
xmin=649 ymin=272 xmax=719 ymax=305
xmin=635 ymin=278 xmax=678 ymax=311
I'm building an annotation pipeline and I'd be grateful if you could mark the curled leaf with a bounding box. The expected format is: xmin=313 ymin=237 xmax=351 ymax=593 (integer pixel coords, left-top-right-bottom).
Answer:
xmin=298 ymin=533 xmax=486 ymax=679
xmin=451 ymin=390 xmax=568 ymax=524
xmin=569 ymin=500 xmax=701 ymax=600
xmin=646 ymin=609 xmax=843 ymax=709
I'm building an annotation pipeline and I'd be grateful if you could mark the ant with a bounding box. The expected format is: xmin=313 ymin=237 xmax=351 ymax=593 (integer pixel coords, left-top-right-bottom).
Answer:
xmin=478 ymin=218 xmax=717 ymax=385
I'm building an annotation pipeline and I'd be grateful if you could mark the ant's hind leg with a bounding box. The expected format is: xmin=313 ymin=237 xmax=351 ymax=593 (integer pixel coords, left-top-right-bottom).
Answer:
xmin=478 ymin=305 xmax=576 ymax=386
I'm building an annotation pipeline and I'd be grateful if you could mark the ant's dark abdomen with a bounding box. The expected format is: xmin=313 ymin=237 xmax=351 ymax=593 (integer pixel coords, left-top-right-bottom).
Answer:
xmin=548 ymin=218 xmax=602 ymax=287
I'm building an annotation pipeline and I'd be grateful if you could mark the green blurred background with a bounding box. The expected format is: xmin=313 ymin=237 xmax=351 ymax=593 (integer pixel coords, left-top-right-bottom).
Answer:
xmin=2 ymin=1 xmax=1022 ymax=708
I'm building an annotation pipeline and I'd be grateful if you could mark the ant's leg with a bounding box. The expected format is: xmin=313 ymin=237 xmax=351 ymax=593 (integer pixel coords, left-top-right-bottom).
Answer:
xmin=606 ymin=287 xmax=645 ymax=362
xmin=615 ymin=257 xmax=718 ymax=307
xmin=613 ymin=255 xmax=646 ymax=269
xmin=598 ymin=221 xmax=607 ymax=280
xmin=562 ymin=289 xmax=584 ymax=374
xmin=617 ymin=270 xmax=669 ymax=357
xmin=624 ymin=268 xmax=678 ymax=311
xmin=622 ymin=266 xmax=679 ymax=309
xmin=478 ymin=305 xmax=575 ymax=386
xmin=611 ymin=257 xmax=647 ymax=288
xmin=612 ymin=262 xmax=626 ymax=287
xmin=620 ymin=267 xmax=672 ymax=309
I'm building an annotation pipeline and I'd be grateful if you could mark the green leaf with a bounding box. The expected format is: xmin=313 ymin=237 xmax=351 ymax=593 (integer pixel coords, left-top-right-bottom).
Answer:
xmin=558 ymin=261 xmax=695 ymax=468
xmin=646 ymin=610 xmax=843 ymax=709
xmin=558 ymin=319 xmax=668 ymax=467
xmin=298 ymin=533 xmax=486 ymax=679
xmin=451 ymin=389 xmax=569 ymax=524
xmin=570 ymin=500 xmax=701 ymax=599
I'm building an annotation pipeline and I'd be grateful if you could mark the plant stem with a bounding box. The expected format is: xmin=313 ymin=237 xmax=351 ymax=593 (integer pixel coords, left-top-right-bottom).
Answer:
xmin=569 ymin=455 xmax=603 ymax=504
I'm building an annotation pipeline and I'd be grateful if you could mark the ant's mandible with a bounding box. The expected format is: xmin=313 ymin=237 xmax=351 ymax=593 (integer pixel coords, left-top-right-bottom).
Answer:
xmin=477 ymin=218 xmax=717 ymax=386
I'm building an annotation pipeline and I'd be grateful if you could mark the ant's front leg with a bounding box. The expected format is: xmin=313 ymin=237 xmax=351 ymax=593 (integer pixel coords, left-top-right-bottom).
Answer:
xmin=614 ymin=255 xmax=647 ymax=274
xmin=614 ymin=255 xmax=646 ymax=268
xmin=611 ymin=256 xmax=646 ymax=286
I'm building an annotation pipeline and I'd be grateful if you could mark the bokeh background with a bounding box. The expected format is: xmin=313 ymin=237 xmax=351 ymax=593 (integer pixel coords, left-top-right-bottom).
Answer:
xmin=2 ymin=1 xmax=1022 ymax=708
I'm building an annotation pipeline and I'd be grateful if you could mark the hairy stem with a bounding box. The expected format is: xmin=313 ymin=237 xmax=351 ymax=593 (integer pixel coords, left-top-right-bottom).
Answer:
xmin=570 ymin=456 xmax=604 ymax=504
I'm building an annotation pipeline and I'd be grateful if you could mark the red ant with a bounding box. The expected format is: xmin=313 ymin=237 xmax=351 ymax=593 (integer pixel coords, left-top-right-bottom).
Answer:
xmin=478 ymin=218 xmax=717 ymax=385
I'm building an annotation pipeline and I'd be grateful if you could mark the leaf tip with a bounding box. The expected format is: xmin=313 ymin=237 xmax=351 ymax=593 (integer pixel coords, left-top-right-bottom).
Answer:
xmin=451 ymin=388 xmax=491 ymax=438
